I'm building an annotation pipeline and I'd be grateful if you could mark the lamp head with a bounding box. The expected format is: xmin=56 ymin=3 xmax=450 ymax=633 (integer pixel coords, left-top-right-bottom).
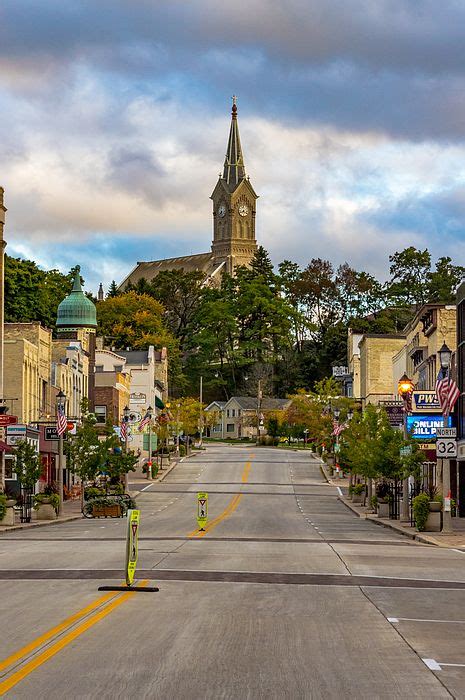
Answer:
xmin=347 ymin=409 xmax=354 ymax=421
xmin=439 ymin=342 xmax=452 ymax=370
xmin=398 ymin=373 xmax=414 ymax=396
xmin=123 ymin=405 xmax=130 ymax=418
xmin=57 ymin=390 xmax=66 ymax=407
xmin=333 ymin=407 xmax=340 ymax=420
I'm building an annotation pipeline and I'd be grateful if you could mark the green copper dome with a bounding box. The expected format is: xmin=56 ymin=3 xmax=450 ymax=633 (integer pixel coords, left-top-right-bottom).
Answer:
xmin=56 ymin=266 xmax=97 ymax=330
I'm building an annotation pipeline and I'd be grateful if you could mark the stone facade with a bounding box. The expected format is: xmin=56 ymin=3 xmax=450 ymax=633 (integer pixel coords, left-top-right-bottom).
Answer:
xmin=359 ymin=334 xmax=406 ymax=406
xmin=3 ymin=323 xmax=52 ymax=422
xmin=51 ymin=340 xmax=89 ymax=419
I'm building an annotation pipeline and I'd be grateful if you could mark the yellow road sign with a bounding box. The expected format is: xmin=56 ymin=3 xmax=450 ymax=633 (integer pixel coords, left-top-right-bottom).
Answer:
xmin=126 ymin=509 xmax=140 ymax=586
xmin=197 ymin=492 xmax=208 ymax=530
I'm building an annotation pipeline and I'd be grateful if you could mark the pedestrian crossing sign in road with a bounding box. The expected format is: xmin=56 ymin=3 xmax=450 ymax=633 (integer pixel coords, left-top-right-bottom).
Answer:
xmin=197 ymin=492 xmax=208 ymax=531
xmin=126 ymin=509 xmax=140 ymax=586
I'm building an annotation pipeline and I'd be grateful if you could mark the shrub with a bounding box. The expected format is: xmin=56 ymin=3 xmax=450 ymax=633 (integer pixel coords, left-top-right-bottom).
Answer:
xmin=34 ymin=493 xmax=60 ymax=512
xmin=84 ymin=487 xmax=105 ymax=501
xmin=376 ymin=481 xmax=391 ymax=500
xmin=353 ymin=483 xmax=366 ymax=496
xmin=370 ymin=495 xmax=378 ymax=509
xmin=413 ymin=493 xmax=430 ymax=531
xmin=0 ymin=494 xmax=7 ymax=521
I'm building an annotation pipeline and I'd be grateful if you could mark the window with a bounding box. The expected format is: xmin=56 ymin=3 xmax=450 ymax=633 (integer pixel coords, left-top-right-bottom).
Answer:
xmin=114 ymin=365 xmax=123 ymax=372
xmin=226 ymin=409 xmax=230 ymax=417
xmin=213 ymin=424 xmax=221 ymax=433
xmin=231 ymin=409 xmax=236 ymax=417
xmin=95 ymin=365 xmax=104 ymax=372
xmin=226 ymin=423 xmax=235 ymax=433
xmin=95 ymin=405 xmax=107 ymax=423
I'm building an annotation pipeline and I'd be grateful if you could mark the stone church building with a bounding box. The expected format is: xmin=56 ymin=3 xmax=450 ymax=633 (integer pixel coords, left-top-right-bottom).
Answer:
xmin=120 ymin=98 xmax=258 ymax=288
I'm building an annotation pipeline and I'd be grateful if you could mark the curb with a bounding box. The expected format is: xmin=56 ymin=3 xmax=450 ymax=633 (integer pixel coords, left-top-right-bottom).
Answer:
xmin=337 ymin=495 xmax=447 ymax=546
xmin=131 ymin=451 xmax=197 ymax=495
xmin=0 ymin=513 xmax=82 ymax=534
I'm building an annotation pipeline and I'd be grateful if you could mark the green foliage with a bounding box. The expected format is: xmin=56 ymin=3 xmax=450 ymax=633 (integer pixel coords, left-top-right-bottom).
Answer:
xmin=0 ymin=494 xmax=6 ymax=521
xmin=413 ymin=493 xmax=430 ymax=531
xmin=353 ymin=483 xmax=365 ymax=496
xmin=4 ymin=256 xmax=76 ymax=331
xmin=14 ymin=440 xmax=42 ymax=488
xmin=33 ymin=493 xmax=60 ymax=511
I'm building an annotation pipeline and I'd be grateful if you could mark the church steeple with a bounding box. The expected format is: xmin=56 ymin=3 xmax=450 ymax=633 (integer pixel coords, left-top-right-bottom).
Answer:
xmin=210 ymin=97 xmax=258 ymax=274
xmin=223 ymin=96 xmax=246 ymax=190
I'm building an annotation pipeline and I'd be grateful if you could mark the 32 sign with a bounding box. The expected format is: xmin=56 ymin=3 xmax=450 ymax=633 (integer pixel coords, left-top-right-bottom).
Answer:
xmin=436 ymin=439 xmax=457 ymax=458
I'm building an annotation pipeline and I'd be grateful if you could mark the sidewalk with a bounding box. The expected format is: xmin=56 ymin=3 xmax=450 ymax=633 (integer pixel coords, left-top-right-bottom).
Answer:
xmin=0 ymin=497 xmax=83 ymax=534
xmin=129 ymin=451 xmax=197 ymax=495
xmin=319 ymin=458 xmax=465 ymax=549
xmin=0 ymin=452 xmax=197 ymax=534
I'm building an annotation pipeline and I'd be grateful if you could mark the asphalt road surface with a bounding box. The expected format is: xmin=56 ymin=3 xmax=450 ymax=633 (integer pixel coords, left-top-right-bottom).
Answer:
xmin=2 ymin=444 xmax=465 ymax=698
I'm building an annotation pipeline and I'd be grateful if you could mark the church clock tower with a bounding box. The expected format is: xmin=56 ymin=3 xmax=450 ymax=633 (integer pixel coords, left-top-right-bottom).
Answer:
xmin=210 ymin=97 xmax=258 ymax=274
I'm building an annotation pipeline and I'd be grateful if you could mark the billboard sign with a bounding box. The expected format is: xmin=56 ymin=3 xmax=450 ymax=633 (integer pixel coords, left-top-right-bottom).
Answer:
xmin=406 ymin=414 xmax=453 ymax=440
xmin=412 ymin=390 xmax=441 ymax=413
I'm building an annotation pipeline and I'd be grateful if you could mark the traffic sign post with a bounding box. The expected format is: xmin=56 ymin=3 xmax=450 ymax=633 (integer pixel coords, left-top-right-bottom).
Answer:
xmin=197 ymin=492 xmax=208 ymax=531
xmin=436 ymin=439 xmax=457 ymax=458
xmin=98 ymin=509 xmax=159 ymax=593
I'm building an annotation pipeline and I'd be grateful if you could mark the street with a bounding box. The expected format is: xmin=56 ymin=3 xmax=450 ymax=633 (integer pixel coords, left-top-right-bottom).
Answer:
xmin=1 ymin=445 xmax=465 ymax=698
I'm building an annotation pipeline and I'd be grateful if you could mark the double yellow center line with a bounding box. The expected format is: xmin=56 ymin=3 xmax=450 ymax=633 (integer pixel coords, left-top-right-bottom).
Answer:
xmin=188 ymin=460 xmax=252 ymax=538
xmin=0 ymin=582 xmax=148 ymax=696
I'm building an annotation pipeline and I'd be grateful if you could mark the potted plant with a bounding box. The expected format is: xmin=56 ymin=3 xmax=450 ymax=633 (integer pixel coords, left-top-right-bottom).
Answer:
xmin=34 ymin=492 xmax=60 ymax=520
xmin=376 ymin=481 xmax=391 ymax=518
xmin=352 ymin=483 xmax=365 ymax=504
xmin=426 ymin=485 xmax=442 ymax=512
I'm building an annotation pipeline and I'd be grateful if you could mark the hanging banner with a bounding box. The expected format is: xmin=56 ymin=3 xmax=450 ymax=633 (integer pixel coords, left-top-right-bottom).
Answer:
xmin=126 ymin=509 xmax=140 ymax=586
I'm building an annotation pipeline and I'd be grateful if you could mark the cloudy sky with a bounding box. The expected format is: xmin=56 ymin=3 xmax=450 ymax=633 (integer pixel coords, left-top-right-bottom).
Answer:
xmin=1 ymin=0 xmax=465 ymax=292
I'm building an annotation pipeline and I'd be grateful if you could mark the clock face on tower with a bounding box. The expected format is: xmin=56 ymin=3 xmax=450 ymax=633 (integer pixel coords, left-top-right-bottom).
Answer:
xmin=218 ymin=204 xmax=226 ymax=218
xmin=239 ymin=204 xmax=249 ymax=217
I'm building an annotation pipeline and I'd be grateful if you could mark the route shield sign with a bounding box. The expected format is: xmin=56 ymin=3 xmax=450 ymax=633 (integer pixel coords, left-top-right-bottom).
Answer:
xmin=436 ymin=439 xmax=457 ymax=458
xmin=126 ymin=509 xmax=140 ymax=586
xmin=197 ymin=492 xmax=208 ymax=530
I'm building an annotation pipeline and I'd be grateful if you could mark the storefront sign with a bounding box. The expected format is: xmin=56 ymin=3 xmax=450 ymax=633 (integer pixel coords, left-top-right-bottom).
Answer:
xmin=130 ymin=392 xmax=146 ymax=404
xmin=385 ymin=405 xmax=404 ymax=427
xmin=412 ymin=391 xmax=441 ymax=413
xmin=332 ymin=366 xmax=349 ymax=377
xmin=0 ymin=415 xmax=17 ymax=426
xmin=406 ymin=414 xmax=453 ymax=439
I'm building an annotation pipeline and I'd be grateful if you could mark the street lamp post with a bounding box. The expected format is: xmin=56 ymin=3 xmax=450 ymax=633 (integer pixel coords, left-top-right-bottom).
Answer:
xmin=333 ymin=407 xmax=341 ymax=479
xmin=199 ymin=376 xmax=203 ymax=447
xmin=56 ymin=390 xmax=66 ymax=516
xmin=122 ymin=405 xmax=130 ymax=491
xmin=146 ymin=405 xmax=153 ymax=480
xmin=257 ymin=379 xmax=262 ymax=445
xmin=398 ymin=373 xmax=414 ymax=522
xmin=438 ymin=342 xmax=453 ymax=534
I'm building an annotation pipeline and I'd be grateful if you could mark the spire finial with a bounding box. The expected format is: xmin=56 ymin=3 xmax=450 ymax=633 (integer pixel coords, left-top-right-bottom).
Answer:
xmin=72 ymin=266 xmax=82 ymax=292
xmin=231 ymin=95 xmax=237 ymax=118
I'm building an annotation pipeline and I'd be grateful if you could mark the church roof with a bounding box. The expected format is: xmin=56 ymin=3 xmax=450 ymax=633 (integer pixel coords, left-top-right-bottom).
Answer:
xmin=56 ymin=267 xmax=97 ymax=330
xmin=223 ymin=96 xmax=246 ymax=191
xmin=120 ymin=252 xmax=214 ymax=288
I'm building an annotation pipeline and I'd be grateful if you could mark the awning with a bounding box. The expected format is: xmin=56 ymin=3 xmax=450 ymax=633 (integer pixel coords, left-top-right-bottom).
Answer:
xmin=155 ymin=396 xmax=165 ymax=409
xmin=0 ymin=440 xmax=13 ymax=453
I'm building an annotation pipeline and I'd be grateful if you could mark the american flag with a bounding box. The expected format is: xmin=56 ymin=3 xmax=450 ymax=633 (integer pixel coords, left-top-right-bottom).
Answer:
xmin=120 ymin=420 xmax=128 ymax=441
xmin=56 ymin=402 xmax=67 ymax=436
xmin=138 ymin=411 xmax=152 ymax=432
xmin=332 ymin=420 xmax=348 ymax=437
xmin=436 ymin=368 xmax=460 ymax=419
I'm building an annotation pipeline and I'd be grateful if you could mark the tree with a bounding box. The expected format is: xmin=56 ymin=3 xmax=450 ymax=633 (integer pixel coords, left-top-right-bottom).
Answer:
xmin=13 ymin=441 xmax=42 ymax=489
xmin=428 ymin=256 xmax=465 ymax=302
xmin=107 ymin=280 xmax=120 ymax=298
xmin=97 ymin=291 xmax=183 ymax=385
xmin=387 ymin=247 xmax=431 ymax=308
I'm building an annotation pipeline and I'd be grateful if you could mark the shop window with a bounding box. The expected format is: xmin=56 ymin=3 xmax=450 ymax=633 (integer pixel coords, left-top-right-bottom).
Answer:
xmin=95 ymin=405 xmax=107 ymax=423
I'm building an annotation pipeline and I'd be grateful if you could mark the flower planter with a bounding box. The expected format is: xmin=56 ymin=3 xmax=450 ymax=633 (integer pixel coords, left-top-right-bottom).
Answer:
xmin=429 ymin=501 xmax=442 ymax=513
xmin=35 ymin=503 xmax=57 ymax=520
xmin=92 ymin=504 xmax=122 ymax=518
xmin=2 ymin=504 xmax=15 ymax=526
xmin=352 ymin=494 xmax=363 ymax=504
xmin=376 ymin=501 xmax=390 ymax=518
